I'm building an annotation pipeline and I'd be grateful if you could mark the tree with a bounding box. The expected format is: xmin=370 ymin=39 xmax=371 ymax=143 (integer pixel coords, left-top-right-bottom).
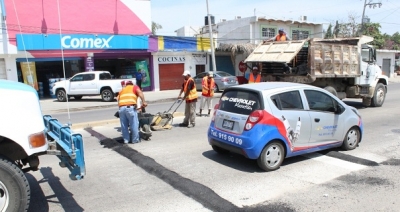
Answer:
xmin=152 ymin=22 xmax=162 ymax=35
xmin=324 ymin=24 xmax=333 ymax=39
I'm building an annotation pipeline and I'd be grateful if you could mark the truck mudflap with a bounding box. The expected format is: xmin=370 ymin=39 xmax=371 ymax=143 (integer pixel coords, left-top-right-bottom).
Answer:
xmin=43 ymin=115 xmax=85 ymax=180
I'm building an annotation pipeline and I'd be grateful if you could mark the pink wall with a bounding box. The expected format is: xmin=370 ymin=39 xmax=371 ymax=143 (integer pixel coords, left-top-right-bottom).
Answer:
xmin=5 ymin=0 xmax=151 ymax=45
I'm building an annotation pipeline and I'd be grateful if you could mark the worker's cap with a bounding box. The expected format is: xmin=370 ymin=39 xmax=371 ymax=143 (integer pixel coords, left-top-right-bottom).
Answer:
xmin=182 ymin=70 xmax=191 ymax=76
xmin=252 ymin=66 xmax=259 ymax=70
xmin=208 ymin=71 xmax=214 ymax=77
xmin=279 ymin=28 xmax=284 ymax=32
xmin=125 ymin=80 xmax=134 ymax=85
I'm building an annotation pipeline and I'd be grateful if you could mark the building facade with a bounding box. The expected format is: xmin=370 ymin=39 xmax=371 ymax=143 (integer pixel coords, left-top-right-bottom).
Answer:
xmin=0 ymin=0 xmax=155 ymax=95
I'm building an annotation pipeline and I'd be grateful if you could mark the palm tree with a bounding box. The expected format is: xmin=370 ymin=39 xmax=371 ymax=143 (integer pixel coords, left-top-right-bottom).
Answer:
xmin=152 ymin=22 xmax=162 ymax=35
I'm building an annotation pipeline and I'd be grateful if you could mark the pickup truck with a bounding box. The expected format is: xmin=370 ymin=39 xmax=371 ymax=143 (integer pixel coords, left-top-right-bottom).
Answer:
xmin=0 ymin=80 xmax=85 ymax=211
xmin=52 ymin=71 xmax=136 ymax=102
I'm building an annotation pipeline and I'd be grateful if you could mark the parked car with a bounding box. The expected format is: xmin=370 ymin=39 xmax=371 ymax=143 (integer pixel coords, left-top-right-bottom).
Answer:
xmin=208 ymin=82 xmax=363 ymax=171
xmin=52 ymin=71 xmax=135 ymax=102
xmin=193 ymin=71 xmax=238 ymax=92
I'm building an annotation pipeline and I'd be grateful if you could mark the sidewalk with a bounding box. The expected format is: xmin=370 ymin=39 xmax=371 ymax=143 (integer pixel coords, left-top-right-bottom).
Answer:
xmin=40 ymin=89 xmax=222 ymax=114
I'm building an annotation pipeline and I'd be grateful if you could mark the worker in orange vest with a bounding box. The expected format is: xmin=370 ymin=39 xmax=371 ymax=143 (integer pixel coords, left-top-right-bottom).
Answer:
xmin=248 ymin=66 xmax=261 ymax=83
xmin=265 ymin=28 xmax=291 ymax=42
xmin=197 ymin=71 xmax=215 ymax=117
xmin=178 ymin=70 xmax=198 ymax=128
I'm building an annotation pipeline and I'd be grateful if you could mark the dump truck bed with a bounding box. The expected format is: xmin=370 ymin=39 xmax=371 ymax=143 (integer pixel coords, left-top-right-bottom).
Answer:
xmin=245 ymin=37 xmax=367 ymax=78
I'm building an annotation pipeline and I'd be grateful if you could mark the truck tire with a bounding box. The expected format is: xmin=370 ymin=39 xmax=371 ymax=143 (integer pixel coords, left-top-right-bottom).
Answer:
xmin=101 ymin=89 xmax=114 ymax=102
xmin=324 ymin=86 xmax=337 ymax=97
xmin=56 ymin=89 xmax=67 ymax=102
xmin=0 ymin=156 xmax=30 ymax=212
xmin=371 ymin=83 xmax=385 ymax=107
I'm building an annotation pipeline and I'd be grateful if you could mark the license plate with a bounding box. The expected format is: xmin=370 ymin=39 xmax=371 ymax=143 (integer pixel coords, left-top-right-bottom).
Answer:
xmin=222 ymin=119 xmax=234 ymax=130
xmin=230 ymin=80 xmax=235 ymax=83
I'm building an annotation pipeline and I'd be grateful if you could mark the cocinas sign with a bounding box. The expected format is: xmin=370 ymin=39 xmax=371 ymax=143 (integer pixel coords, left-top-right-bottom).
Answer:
xmin=16 ymin=34 xmax=148 ymax=50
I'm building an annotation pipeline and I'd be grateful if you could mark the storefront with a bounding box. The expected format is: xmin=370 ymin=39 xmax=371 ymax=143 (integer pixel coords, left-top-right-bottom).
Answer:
xmin=15 ymin=34 xmax=153 ymax=96
xmin=151 ymin=36 xmax=210 ymax=91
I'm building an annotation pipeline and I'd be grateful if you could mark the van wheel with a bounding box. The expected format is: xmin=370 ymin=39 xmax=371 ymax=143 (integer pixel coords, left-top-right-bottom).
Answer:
xmin=257 ymin=141 xmax=285 ymax=171
xmin=0 ymin=156 xmax=30 ymax=212
xmin=371 ymin=83 xmax=385 ymax=107
xmin=341 ymin=127 xmax=360 ymax=150
xmin=56 ymin=89 xmax=67 ymax=102
xmin=101 ymin=89 xmax=114 ymax=102
xmin=212 ymin=145 xmax=229 ymax=154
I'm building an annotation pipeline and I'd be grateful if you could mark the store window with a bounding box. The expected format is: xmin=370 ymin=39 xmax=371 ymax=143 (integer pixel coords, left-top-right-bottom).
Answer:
xmin=291 ymin=29 xmax=310 ymax=40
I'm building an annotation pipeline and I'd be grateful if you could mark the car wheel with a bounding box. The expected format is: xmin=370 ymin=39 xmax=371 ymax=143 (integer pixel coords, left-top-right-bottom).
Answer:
xmin=371 ymin=83 xmax=385 ymax=107
xmin=0 ymin=156 xmax=30 ymax=212
xmin=214 ymin=84 xmax=219 ymax=93
xmin=101 ymin=89 xmax=114 ymax=102
xmin=212 ymin=145 xmax=229 ymax=154
xmin=56 ymin=89 xmax=67 ymax=102
xmin=257 ymin=141 xmax=285 ymax=171
xmin=74 ymin=95 xmax=83 ymax=100
xmin=341 ymin=127 xmax=360 ymax=150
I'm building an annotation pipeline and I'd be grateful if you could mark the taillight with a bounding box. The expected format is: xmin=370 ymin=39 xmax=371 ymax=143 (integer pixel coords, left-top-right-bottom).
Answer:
xmin=211 ymin=103 xmax=220 ymax=121
xmin=29 ymin=131 xmax=47 ymax=148
xmin=244 ymin=110 xmax=264 ymax=131
xmin=220 ymin=78 xmax=229 ymax=82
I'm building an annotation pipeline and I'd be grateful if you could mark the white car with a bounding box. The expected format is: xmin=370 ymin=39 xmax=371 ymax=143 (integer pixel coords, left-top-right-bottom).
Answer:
xmin=208 ymin=82 xmax=363 ymax=171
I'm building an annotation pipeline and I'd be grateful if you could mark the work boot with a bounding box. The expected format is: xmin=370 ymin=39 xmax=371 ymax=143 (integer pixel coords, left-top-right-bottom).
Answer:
xmin=206 ymin=109 xmax=211 ymax=117
xmin=187 ymin=123 xmax=195 ymax=128
xmin=196 ymin=109 xmax=202 ymax=117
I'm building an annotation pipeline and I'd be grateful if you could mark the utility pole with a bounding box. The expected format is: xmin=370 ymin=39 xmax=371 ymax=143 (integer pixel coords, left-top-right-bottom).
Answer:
xmin=360 ymin=0 xmax=382 ymax=35
xmin=206 ymin=0 xmax=217 ymax=72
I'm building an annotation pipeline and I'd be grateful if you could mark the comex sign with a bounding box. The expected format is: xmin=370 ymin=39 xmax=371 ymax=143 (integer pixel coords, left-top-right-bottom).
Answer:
xmin=61 ymin=35 xmax=114 ymax=49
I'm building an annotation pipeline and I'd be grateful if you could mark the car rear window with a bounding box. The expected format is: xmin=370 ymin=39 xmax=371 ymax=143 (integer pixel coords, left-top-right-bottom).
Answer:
xmin=219 ymin=90 xmax=261 ymax=115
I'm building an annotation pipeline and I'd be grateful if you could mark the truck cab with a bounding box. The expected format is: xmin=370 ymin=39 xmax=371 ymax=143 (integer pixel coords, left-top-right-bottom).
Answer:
xmin=0 ymin=80 xmax=85 ymax=211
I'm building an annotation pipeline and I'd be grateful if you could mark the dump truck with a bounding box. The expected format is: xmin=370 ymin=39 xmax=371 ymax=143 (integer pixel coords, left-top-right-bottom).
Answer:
xmin=244 ymin=35 xmax=388 ymax=107
xmin=0 ymin=80 xmax=85 ymax=211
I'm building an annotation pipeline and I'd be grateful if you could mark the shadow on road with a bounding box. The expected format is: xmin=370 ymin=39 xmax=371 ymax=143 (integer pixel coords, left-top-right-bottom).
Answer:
xmin=27 ymin=167 xmax=84 ymax=212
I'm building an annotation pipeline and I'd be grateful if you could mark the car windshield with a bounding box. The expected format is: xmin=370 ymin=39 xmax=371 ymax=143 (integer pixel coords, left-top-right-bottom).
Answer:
xmin=218 ymin=90 xmax=262 ymax=115
xmin=216 ymin=71 xmax=232 ymax=77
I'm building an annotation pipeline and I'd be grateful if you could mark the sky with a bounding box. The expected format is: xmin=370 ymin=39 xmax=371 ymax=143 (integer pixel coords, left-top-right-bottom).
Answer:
xmin=151 ymin=0 xmax=400 ymax=36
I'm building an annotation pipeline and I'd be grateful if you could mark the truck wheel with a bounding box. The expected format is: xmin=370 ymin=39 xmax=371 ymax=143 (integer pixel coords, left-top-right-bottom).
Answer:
xmin=341 ymin=127 xmax=360 ymax=150
xmin=371 ymin=83 xmax=385 ymax=107
xmin=56 ymin=89 xmax=67 ymax=102
xmin=0 ymin=156 xmax=30 ymax=212
xmin=101 ymin=89 xmax=114 ymax=102
xmin=324 ymin=86 xmax=337 ymax=97
xmin=257 ymin=141 xmax=285 ymax=171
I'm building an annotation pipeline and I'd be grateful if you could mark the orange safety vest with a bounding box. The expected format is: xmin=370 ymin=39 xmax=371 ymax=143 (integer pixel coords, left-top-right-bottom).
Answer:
xmin=184 ymin=77 xmax=198 ymax=100
xmin=202 ymin=76 xmax=215 ymax=97
xmin=276 ymin=34 xmax=287 ymax=41
xmin=248 ymin=74 xmax=261 ymax=83
xmin=118 ymin=85 xmax=138 ymax=107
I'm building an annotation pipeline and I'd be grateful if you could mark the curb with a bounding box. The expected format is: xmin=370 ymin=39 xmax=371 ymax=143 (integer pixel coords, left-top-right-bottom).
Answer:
xmin=71 ymin=112 xmax=185 ymax=130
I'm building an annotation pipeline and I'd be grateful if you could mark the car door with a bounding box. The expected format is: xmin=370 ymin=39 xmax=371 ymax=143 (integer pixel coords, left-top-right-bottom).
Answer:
xmin=304 ymin=89 xmax=345 ymax=145
xmin=81 ymin=73 xmax=97 ymax=94
xmin=68 ymin=74 xmax=85 ymax=95
xmin=269 ymin=90 xmax=312 ymax=151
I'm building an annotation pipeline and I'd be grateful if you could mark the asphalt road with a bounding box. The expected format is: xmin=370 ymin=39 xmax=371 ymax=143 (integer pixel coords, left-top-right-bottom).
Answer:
xmin=27 ymin=83 xmax=400 ymax=212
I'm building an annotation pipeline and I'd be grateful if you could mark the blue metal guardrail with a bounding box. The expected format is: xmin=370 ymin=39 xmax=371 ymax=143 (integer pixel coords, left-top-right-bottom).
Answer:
xmin=43 ymin=115 xmax=85 ymax=180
